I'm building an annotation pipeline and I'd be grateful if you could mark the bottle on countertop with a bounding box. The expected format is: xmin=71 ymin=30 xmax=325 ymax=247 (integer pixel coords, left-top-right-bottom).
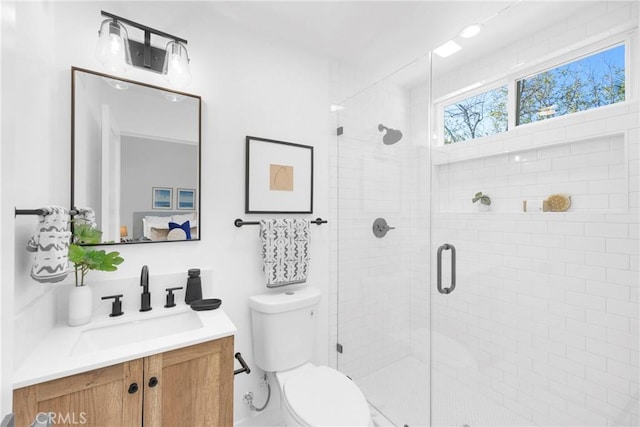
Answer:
xmin=185 ymin=268 xmax=203 ymax=304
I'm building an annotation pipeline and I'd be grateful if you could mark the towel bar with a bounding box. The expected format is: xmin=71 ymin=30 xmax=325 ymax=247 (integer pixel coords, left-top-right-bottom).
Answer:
xmin=234 ymin=218 xmax=327 ymax=227
xmin=15 ymin=208 xmax=79 ymax=217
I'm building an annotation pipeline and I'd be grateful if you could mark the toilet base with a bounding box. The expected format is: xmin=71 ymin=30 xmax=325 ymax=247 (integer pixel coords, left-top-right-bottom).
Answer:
xmin=273 ymin=364 xmax=374 ymax=427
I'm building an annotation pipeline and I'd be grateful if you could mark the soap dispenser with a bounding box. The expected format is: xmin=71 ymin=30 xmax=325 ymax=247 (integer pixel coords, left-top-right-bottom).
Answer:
xmin=185 ymin=268 xmax=202 ymax=304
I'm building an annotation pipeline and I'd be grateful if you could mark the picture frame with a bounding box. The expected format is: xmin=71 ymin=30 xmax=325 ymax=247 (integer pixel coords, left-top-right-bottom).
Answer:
xmin=152 ymin=187 xmax=173 ymax=210
xmin=245 ymin=136 xmax=314 ymax=213
xmin=177 ymin=188 xmax=196 ymax=210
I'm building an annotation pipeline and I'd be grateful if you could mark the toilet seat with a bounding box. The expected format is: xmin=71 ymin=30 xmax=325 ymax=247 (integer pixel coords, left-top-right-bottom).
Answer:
xmin=282 ymin=366 xmax=371 ymax=426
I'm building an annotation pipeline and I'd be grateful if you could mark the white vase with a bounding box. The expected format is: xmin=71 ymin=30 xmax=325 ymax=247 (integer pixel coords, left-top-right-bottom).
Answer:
xmin=68 ymin=285 xmax=93 ymax=326
xmin=478 ymin=203 xmax=491 ymax=212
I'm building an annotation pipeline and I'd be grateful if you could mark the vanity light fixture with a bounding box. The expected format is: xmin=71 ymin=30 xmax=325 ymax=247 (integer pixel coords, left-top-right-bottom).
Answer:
xmin=96 ymin=11 xmax=191 ymax=89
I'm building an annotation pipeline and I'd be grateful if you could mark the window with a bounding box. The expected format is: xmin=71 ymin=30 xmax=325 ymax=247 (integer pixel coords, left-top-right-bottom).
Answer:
xmin=438 ymin=42 xmax=627 ymax=145
xmin=516 ymin=45 xmax=625 ymax=125
xmin=443 ymin=86 xmax=508 ymax=144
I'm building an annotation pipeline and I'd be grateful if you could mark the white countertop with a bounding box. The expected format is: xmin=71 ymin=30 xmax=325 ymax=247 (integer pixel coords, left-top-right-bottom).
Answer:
xmin=13 ymin=304 xmax=236 ymax=389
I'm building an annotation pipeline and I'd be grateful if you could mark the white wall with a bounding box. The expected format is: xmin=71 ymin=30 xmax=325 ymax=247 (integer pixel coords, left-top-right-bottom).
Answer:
xmin=3 ymin=2 xmax=331 ymax=424
xmin=0 ymin=2 xmax=16 ymax=420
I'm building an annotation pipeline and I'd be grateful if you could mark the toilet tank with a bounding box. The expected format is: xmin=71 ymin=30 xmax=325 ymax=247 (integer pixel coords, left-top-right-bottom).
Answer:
xmin=248 ymin=286 xmax=321 ymax=372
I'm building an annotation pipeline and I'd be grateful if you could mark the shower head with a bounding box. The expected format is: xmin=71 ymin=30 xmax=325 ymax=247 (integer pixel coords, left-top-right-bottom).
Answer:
xmin=378 ymin=124 xmax=403 ymax=145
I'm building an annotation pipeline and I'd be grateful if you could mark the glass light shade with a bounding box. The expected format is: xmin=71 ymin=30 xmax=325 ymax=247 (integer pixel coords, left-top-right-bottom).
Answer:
xmin=163 ymin=41 xmax=191 ymax=89
xmin=95 ymin=19 xmax=132 ymax=73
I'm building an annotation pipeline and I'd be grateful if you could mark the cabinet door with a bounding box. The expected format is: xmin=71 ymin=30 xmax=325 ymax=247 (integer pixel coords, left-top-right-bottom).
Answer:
xmin=13 ymin=359 xmax=143 ymax=427
xmin=143 ymin=336 xmax=234 ymax=427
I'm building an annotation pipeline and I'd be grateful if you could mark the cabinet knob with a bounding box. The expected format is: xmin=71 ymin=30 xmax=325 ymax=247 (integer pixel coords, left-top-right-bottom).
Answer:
xmin=148 ymin=377 xmax=159 ymax=388
xmin=128 ymin=383 xmax=139 ymax=394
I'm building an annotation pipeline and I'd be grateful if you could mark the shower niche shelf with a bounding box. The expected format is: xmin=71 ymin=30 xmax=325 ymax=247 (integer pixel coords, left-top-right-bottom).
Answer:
xmin=433 ymin=132 xmax=628 ymax=214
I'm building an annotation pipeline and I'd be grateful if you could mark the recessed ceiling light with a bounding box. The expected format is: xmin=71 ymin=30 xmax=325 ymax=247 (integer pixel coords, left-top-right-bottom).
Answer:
xmin=434 ymin=40 xmax=461 ymax=58
xmin=459 ymin=23 xmax=482 ymax=39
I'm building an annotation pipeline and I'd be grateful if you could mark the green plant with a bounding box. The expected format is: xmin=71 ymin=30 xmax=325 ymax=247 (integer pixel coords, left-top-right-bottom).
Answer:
xmin=68 ymin=224 xmax=124 ymax=287
xmin=472 ymin=192 xmax=491 ymax=206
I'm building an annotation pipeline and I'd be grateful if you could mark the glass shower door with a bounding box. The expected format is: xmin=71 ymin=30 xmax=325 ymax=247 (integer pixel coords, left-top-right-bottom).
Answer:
xmin=429 ymin=5 xmax=640 ymax=426
xmin=333 ymin=57 xmax=431 ymax=427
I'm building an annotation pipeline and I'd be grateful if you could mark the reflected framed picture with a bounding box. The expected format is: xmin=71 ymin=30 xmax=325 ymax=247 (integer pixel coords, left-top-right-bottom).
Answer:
xmin=177 ymin=188 xmax=196 ymax=210
xmin=152 ymin=187 xmax=172 ymax=210
xmin=245 ymin=136 xmax=314 ymax=213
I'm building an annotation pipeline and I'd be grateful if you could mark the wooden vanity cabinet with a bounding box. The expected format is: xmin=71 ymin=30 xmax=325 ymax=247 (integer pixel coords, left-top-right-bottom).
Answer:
xmin=13 ymin=336 xmax=234 ymax=427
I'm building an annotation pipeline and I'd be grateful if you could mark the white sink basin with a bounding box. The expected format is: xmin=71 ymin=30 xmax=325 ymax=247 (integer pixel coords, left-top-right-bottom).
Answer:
xmin=70 ymin=310 xmax=203 ymax=355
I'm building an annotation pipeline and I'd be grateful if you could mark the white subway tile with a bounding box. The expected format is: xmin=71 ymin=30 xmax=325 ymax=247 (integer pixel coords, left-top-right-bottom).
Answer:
xmin=586 ymin=309 xmax=630 ymax=332
xmin=566 ymin=291 xmax=606 ymax=312
xmin=586 ymin=337 xmax=630 ymax=364
xmin=606 ymin=298 xmax=639 ymax=319
xmin=587 ymin=223 xmax=631 ymax=239
xmin=566 ymin=345 xmax=607 ymax=371
xmin=566 ymin=263 xmax=606 ymax=281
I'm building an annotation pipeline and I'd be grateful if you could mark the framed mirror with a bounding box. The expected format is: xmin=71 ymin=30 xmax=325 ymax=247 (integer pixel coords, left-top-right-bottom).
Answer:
xmin=71 ymin=67 xmax=201 ymax=245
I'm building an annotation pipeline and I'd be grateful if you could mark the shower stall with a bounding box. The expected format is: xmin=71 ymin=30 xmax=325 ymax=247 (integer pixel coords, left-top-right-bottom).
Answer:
xmin=331 ymin=3 xmax=639 ymax=427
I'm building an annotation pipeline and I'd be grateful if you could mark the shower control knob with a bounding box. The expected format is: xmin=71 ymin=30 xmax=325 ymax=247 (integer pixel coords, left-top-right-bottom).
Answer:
xmin=372 ymin=218 xmax=395 ymax=238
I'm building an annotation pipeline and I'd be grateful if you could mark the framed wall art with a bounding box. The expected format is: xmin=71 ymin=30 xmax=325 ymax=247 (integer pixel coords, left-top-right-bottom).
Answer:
xmin=245 ymin=136 xmax=314 ymax=213
xmin=152 ymin=187 xmax=172 ymax=210
xmin=177 ymin=188 xmax=196 ymax=210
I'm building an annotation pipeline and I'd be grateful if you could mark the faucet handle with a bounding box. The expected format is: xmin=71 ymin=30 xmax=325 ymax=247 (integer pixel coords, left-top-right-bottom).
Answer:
xmin=102 ymin=294 xmax=124 ymax=317
xmin=164 ymin=287 xmax=183 ymax=308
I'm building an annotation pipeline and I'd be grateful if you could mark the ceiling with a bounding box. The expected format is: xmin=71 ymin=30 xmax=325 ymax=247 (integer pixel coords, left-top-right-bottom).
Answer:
xmin=206 ymin=1 xmax=599 ymax=84
xmin=113 ymin=1 xmax=612 ymax=93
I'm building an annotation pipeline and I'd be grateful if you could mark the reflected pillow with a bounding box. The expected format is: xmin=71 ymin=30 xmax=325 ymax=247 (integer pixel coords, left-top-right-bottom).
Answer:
xmin=148 ymin=227 xmax=170 ymax=241
xmin=167 ymin=228 xmax=187 ymax=241
xmin=143 ymin=215 xmax=172 ymax=238
xmin=169 ymin=220 xmax=192 ymax=240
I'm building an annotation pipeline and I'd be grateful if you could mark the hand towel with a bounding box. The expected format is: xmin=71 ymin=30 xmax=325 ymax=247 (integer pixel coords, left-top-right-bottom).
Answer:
xmin=26 ymin=206 xmax=71 ymax=283
xmin=260 ymin=219 xmax=310 ymax=287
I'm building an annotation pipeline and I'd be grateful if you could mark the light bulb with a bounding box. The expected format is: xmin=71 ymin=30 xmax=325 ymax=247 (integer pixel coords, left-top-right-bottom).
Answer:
xmin=163 ymin=41 xmax=191 ymax=89
xmin=95 ymin=19 xmax=131 ymax=73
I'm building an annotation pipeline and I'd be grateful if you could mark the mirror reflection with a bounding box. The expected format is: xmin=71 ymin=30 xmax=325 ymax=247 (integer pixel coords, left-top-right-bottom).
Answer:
xmin=72 ymin=67 xmax=201 ymax=244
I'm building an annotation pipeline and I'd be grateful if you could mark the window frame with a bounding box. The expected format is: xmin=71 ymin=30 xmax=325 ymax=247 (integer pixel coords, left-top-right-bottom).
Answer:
xmin=434 ymin=32 xmax=632 ymax=146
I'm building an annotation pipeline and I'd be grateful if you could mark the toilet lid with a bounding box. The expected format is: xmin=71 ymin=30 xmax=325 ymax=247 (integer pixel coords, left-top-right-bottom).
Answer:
xmin=283 ymin=366 xmax=370 ymax=426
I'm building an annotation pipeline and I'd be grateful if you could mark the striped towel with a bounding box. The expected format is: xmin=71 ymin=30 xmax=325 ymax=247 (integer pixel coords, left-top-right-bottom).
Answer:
xmin=259 ymin=219 xmax=310 ymax=287
xmin=26 ymin=206 xmax=71 ymax=283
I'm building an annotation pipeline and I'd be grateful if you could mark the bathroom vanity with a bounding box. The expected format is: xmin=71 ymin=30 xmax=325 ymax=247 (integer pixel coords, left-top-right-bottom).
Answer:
xmin=12 ymin=306 xmax=236 ymax=426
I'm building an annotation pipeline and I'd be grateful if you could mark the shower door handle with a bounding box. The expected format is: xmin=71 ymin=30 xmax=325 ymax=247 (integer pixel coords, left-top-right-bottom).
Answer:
xmin=437 ymin=243 xmax=456 ymax=294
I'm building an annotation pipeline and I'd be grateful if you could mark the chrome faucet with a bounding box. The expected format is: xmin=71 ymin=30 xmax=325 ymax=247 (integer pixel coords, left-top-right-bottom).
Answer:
xmin=140 ymin=265 xmax=152 ymax=312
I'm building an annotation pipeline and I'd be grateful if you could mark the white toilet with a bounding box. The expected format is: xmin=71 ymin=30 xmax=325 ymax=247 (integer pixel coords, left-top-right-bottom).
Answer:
xmin=249 ymin=286 xmax=373 ymax=426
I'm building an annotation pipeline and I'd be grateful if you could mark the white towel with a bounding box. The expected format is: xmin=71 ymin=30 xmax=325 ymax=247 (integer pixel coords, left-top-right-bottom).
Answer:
xmin=26 ymin=206 xmax=71 ymax=283
xmin=259 ymin=219 xmax=310 ymax=287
